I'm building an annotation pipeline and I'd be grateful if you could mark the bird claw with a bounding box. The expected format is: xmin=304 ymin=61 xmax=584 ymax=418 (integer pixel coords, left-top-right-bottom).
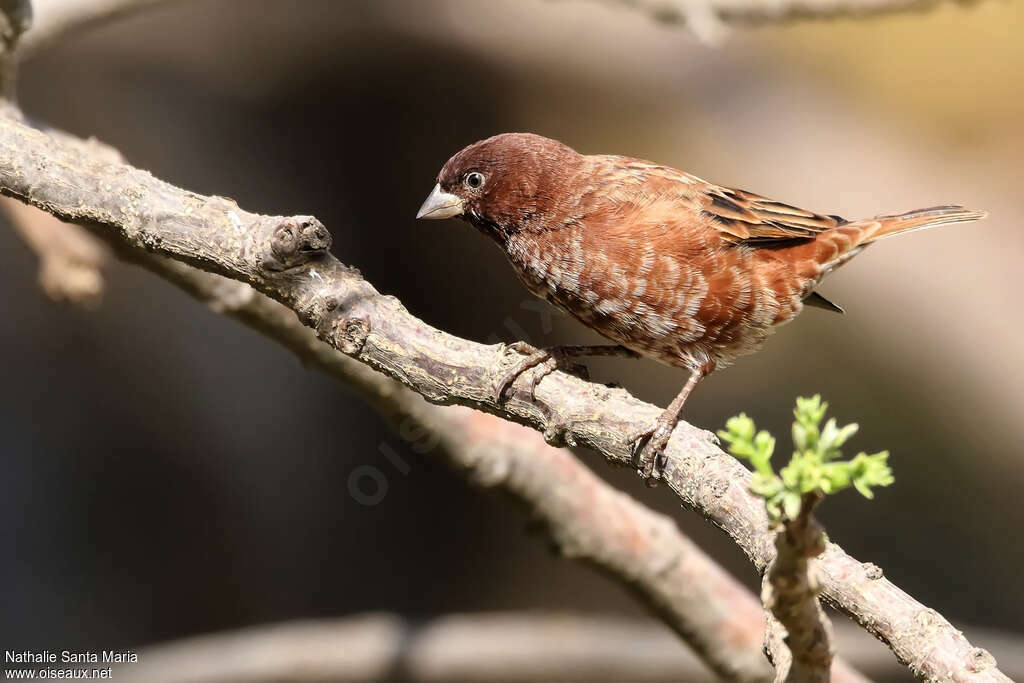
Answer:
xmin=492 ymin=345 xmax=589 ymax=403
xmin=493 ymin=347 xmax=550 ymax=402
xmin=504 ymin=340 xmax=537 ymax=356
xmin=543 ymin=418 xmax=576 ymax=448
xmin=628 ymin=419 xmax=676 ymax=487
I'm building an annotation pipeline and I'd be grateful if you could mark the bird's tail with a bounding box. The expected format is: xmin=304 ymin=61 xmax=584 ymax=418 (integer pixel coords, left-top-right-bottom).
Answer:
xmin=855 ymin=205 xmax=988 ymax=243
xmin=793 ymin=204 xmax=987 ymax=282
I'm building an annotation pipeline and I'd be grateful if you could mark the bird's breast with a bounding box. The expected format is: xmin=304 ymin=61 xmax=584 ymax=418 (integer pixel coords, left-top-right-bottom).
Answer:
xmin=499 ymin=226 xmax=813 ymax=369
xmin=503 ymin=229 xmax=729 ymax=365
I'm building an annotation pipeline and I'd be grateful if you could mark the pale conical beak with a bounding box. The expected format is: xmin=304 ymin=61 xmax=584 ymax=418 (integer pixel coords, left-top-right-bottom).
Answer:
xmin=416 ymin=184 xmax=464 ymax=220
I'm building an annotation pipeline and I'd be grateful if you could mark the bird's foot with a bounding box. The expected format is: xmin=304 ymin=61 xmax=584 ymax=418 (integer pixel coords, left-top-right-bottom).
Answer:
xmin=628 ymin=415 xmax=679 ymax=487
xmin=493 ymin=343 xmax=589 ymax=402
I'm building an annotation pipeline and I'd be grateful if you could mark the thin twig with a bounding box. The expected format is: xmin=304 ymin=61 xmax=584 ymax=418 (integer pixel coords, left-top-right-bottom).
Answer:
xmin=762 ymin=492 xmax=833 ymax=682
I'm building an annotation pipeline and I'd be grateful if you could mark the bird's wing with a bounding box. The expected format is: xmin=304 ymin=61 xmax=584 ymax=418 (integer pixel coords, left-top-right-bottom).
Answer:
xmin=699 ymin=184 xmax=846 ymax=244
xmin=592 ymin=157 xmax=846 ymax=244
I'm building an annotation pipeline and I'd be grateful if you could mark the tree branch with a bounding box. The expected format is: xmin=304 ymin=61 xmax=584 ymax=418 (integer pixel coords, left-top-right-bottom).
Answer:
xmin=762 ymin=492 xmax=833 ymax=682
xmin=601 ymin=0 xmax=982 ymax=25
xmin=102 ymin=612 xmax=1006 ymax=683
xmin=18 ymin=0 xmax=172 ymax=57
xmin=16 ymin=0 xmax=990 ymax=57
xmin=2 ymin=195 xmax=108 ymax=304
xmin=123 ymin=263 xmax=778 ymax=683
xmin=0 ymin=114 xmax=1008 ymax=682
xmin=0 ymin=0 xmax=30 ymax=94
xmin=578 ymin=0 xmax=982 ymax=43
xmin=110 ymin=612 xmax=740 ymax=682
xmin=4 ymin=199 xmax=778 ymax=681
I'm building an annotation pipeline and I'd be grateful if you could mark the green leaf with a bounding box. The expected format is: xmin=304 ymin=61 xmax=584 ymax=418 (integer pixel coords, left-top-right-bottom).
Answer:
xmin=721 ymin=396 xmax=894 ymax=519
xmin=854 ymin=478 xmax=875 ymax=499
xmin=750 ymin=472 xmax=783 ymax=498
xmin=779 ymin=461 xmax=799 ymax=488
xmin=792 ymin=421 xmax=808 ymax=452
xmin=822 ymin=462 xmax=852 ymax=491
xmin=795 ymin=395 xmax=827 ymax=430
xmin=848 ymin=451 xmax=894 ymax=498
xmin=782 ymin=492 xmax=802 ymax=520
xmin=722 ymin=414 xmax=755 ymax=444
xmin=833 ymin=422 xmax=859 ymax=449
xmin=753 ymin=430 xmax=775 ymax=456
xmin=750 ymin=431 xmax=776 ymax=474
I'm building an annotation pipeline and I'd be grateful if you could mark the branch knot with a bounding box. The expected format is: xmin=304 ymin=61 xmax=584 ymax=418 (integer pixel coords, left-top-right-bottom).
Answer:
xmin=265 ymin=216 xmax=331 ymax=271
xmin=968 ymin=647 xmax=997 ymax=673
xmin=336 ymin=317 xmax=370 ymax=355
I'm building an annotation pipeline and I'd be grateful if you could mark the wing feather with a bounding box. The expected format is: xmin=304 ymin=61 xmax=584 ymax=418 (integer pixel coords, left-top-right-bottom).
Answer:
xmin=703 ymin=186 xmax=846 ymax=243
xmin=584 ymin=156 xmax=845 ymax=245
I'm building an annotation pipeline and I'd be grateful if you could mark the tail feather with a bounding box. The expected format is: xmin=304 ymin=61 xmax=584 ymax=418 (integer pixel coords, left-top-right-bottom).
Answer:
xmin=861 ymin=204 xmax=988 ymax=242
xmin=793 ymin=204 xmax=987 ymax=282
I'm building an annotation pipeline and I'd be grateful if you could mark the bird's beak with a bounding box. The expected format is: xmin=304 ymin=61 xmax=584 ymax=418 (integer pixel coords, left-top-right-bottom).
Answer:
xmin=416 ymin=184 xmax=464 ymax=220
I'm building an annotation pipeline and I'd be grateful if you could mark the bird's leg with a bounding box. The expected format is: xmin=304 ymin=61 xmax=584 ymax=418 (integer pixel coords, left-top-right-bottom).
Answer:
xmin=629 ymin=362 xmax=713 ymax=486
xmin=494 ymin=344 xmax=639 ymax=402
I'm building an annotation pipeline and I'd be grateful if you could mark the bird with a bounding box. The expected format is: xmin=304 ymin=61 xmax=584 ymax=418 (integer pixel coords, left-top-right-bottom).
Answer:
xmin=416 ymin=132 xmax=986 ymax=482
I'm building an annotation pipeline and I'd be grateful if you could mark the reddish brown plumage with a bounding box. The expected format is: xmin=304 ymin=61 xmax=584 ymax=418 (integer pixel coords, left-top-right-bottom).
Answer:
xmin=418 ymin=133 xmax=986 ymax=478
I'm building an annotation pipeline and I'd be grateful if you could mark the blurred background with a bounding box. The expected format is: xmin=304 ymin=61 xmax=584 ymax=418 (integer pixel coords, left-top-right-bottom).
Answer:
xmin=1 ymin=0 xmax=1022 ymax=679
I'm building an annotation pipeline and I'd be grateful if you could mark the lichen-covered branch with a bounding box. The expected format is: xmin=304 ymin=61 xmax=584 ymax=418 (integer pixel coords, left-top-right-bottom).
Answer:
xmin=0 ymin=114 xmax=1008 ymax=683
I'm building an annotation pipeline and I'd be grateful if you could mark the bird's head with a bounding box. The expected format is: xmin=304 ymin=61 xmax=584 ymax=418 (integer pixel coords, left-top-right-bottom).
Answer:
xmin=416 ymin=133 xmax=582 ymax=236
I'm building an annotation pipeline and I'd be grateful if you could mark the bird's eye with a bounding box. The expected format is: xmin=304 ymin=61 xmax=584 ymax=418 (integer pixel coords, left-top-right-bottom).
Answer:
xmin=463 ymin=172 xmax=485 ymax=190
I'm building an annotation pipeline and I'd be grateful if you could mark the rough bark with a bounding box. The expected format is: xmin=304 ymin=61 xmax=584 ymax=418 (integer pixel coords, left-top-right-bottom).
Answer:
xmin=762 ymin=493 xmax=834 ymax=682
